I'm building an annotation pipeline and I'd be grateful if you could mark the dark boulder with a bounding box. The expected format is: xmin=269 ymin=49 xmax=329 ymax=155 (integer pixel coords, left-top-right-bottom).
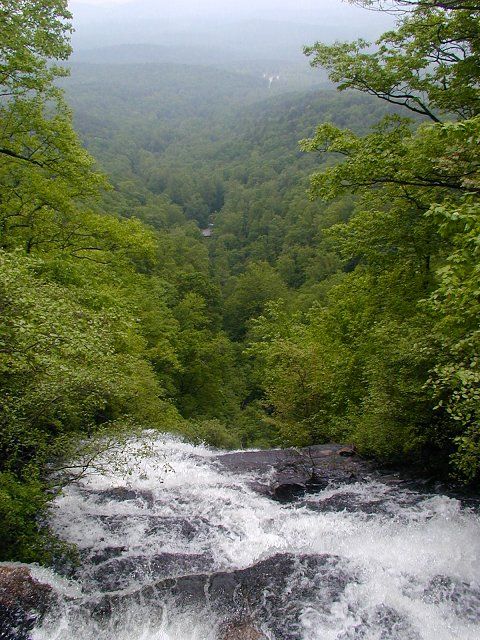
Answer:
xmin=214 ymin=444 xmax=372 ymax=499
xmin=89 ymin=552 xmax=214 ymax=591
xmin=89 ymin=553 xmax=353 ymax=639
xmin=338 ymin=446 xmax=356 ymax=457
xmin=221 ymin=619 xmax=267 ymax=640
xmin=85 ymin=487 xmax=155 ymax=508
xmin=422 ymin=575 xmax=480 ymax=623
xmin=0 ymin=565 xmax=54 ymax=640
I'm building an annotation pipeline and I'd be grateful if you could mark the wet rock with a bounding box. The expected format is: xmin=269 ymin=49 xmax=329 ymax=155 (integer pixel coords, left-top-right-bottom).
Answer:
xmin=272 ymin=482 xmax=306 ymax=501
xmin=86 ymin=546 xmax=128 ymax=566
xmin=423 ymin=575 xmax=480 ymax=622
xmin=307 ymin=492 xmax=380 ymax=514
xmin=301 ymin=481 xmax=427 ymax=517
xmin=91 ymin=487 xmax=155 ymax=508
xmin=94 ymin=514 xmax=200 ymax=540
xmin=91 ymin=553 xmax=352 ymax=639
xmin=338 ymin=604 xmax=420 ymax=639
xmin=221 ymin=619 xmax=267 ymax=640
xmin=338 ymin=446 xmax=356 ymax=457
xmin=214 ymin=444 xmax=372 ymax=500
xmin=89 ymin=552 xmax=214 ymax=591
xmin=143 ymin=516 xmax=201 ymax=541
xmin=370 ymin=604 xmax=420 ymax=640
xmin=0 ymin=565 xmax=54 ymax=640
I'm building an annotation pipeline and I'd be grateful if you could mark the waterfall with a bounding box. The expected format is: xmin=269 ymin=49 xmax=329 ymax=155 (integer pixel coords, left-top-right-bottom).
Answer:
xmin=30 ymin=434 xmax=480 ymax=640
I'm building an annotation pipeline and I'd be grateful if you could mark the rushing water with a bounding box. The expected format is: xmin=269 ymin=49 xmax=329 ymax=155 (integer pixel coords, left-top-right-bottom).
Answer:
xmin=31 ymin=435 xmax=480 ymax=640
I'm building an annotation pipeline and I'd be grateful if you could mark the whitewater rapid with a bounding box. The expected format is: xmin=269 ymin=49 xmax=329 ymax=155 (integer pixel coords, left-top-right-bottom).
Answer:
xmin=32 ymin=435 xmax=480 ymax=640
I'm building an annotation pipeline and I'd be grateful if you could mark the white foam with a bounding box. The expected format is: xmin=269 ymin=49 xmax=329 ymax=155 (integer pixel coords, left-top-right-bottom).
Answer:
xmin=32 ymin=434 xmax=480 ymax=639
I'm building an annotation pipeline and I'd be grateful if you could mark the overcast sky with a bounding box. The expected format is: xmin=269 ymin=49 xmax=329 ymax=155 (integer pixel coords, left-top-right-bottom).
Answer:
xmin=69 ymin=0 xmax=394 ymax=26
xmin=68 ymin=0 xmax=395 ymax=51
xmin=69 ymin=0 xmax=377 ymax=13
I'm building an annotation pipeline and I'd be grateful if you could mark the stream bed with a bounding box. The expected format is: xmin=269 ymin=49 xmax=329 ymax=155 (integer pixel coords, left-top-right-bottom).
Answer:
xmin=26 ymin=435 xmax=480 ymax=639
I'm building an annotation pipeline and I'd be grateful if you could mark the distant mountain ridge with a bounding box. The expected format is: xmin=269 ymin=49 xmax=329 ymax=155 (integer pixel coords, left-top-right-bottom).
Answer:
xmin=72 ymin=43 xmax=249 ymax=66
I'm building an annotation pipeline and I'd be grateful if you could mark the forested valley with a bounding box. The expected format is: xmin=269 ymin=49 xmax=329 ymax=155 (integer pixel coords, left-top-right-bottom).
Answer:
xmin=1 ymin=0 xmax=479 ymax=565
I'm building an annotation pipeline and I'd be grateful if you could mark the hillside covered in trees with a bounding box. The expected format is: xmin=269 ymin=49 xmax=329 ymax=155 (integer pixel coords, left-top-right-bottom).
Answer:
xmin=0 ymin=0 xmax=479 ymax=564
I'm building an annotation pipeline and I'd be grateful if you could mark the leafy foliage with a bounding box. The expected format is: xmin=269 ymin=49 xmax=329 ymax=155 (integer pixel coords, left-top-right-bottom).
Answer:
xmin=2 ymin=0 xmax=479 ymax=566
xmin=249 ymin=1 xmax=480 ymax=481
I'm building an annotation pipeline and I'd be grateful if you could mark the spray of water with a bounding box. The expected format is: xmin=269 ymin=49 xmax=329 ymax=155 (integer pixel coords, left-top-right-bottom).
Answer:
xmin=31 ymin=435 xmax=480 ymax=640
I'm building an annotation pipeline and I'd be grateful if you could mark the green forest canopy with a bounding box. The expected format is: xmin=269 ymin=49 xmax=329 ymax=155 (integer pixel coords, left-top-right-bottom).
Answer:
xmin=0 ymin=0 xmax=478 ymax=563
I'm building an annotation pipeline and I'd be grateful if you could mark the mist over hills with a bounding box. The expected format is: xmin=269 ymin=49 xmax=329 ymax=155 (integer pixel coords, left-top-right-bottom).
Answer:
xmin=68 ymin=1 xmax=393 ymax=95
xmin=69 ymin=42 xmax=329 ymax=96
xmin=62 ymin=63 xmax=334 ymax=147
xmin=72 ymin=20 xmax=325 ymax=63
xmin=72 ymin=18 xmax=363 ymax=59
xmin=65 ymin=62 xmax=269 ymax=123
xmin=69 ymin=0 xmax=396 ymax=74
xmin=70 ymin=0 xmax=395 ymax=51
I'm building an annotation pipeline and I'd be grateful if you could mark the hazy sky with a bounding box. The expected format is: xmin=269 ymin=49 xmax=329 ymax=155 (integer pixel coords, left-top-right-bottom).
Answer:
xmin=68 ymin=0 xmax=394 ymax=51
xmin=70 ymin=0 xmax=375 ymax=12
xmin=69 ymin=0 xmax=393 ymax=26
